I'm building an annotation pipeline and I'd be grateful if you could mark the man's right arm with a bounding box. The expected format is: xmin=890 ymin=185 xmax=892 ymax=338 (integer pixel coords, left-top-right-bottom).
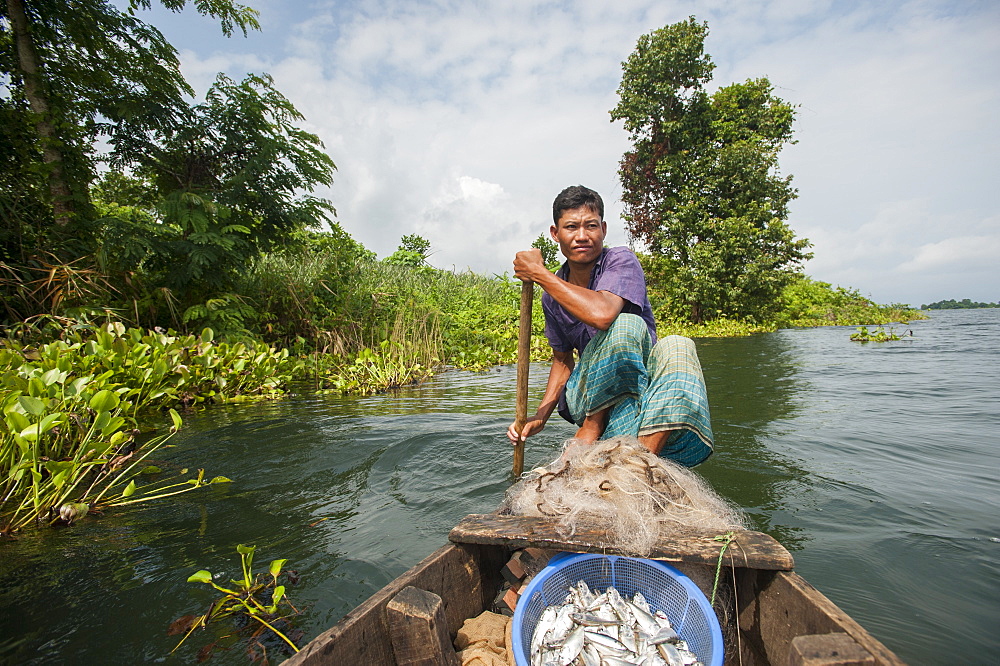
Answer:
xmin=513 ymin=250 xmax=624 ymax=330
xmin=506 ymin=349 xmax=574 ymax=444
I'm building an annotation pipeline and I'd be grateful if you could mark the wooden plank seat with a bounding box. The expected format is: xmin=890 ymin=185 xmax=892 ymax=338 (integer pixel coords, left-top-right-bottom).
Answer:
xmin=448 ymin=513 xmax=795 ymax=571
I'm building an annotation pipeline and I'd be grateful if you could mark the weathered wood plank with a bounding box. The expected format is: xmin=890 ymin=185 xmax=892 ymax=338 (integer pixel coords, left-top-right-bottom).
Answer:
xmin=740 ymin=571 xmax=905 ymax=666
xmin=789 ymin=633 xmax=876 ymax=666
xmin=386 ymin=587 xmax=460 ymax=666
xmin=285 ymin=543 xmax=506 ymax=666
xmin=448 ymin=514 xmax=794 ymax=570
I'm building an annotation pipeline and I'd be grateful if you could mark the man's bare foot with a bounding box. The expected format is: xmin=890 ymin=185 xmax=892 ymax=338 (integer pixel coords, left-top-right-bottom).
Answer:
xmin=638 ymin=429 xmax=674 ymax=455
xmin=574 ymin=409 xmax=609 ymax=443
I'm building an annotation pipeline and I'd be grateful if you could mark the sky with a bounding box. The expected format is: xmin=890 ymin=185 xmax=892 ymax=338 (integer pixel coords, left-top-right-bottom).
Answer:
xmin=130 ymin=0 xmax=999 ymax=307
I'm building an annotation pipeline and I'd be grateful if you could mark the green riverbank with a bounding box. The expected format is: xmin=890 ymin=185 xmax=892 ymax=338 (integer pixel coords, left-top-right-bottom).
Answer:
xmin=2 ymin=258 xmax=924 ymax=534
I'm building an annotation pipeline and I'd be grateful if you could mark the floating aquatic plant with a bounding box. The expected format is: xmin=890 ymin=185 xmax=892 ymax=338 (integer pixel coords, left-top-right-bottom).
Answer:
xmin=1 ymin=322 xmax=298 ymax=533
xmin=850 ymin=325 xmax=907 ymax=342
xmin=171 ymin=544 xmax=302 ymax=662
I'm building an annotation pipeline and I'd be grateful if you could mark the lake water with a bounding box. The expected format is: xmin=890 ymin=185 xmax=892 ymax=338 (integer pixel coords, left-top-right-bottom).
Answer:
xmin=1 ymin=309 xmax=998 ymax=664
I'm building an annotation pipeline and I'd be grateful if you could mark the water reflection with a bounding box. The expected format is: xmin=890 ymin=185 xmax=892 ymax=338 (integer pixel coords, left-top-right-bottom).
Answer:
xmin=695 ymin=334 xmax=810 ymax=549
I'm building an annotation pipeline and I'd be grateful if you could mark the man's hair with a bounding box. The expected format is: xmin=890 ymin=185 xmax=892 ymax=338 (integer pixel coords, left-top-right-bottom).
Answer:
xmin=552 ymin=185 xmax=604 ymax=225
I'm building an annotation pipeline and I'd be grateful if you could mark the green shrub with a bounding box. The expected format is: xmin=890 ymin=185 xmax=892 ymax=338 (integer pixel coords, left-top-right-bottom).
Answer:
xmin=775 ymin=275 xmax=926 ymax=327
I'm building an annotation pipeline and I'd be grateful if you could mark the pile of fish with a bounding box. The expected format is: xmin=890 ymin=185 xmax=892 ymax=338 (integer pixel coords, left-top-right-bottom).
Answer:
xmin=527 ymin=580 xmax=705 ymax=666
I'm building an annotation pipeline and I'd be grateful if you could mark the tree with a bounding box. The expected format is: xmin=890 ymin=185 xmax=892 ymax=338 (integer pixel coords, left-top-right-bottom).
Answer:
xmin=531 ymin=233 xmax=561 ymax=271
xmin=1 ymin=2 xmax=345 ymax=332
xmin=385 ymin=234 xmax=432 ymax=267
xmin=611 ymin=17 xmax=811 ymax=323
xmin=0 ymin=0 xmax=258 ymax=252
xmin=95 ymin=73 xmax=337 ymax=327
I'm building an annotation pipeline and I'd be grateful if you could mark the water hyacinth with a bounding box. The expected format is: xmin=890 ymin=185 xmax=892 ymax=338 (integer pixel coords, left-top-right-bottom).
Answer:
xmin=0 ymin=323 xmax=297 ymax=533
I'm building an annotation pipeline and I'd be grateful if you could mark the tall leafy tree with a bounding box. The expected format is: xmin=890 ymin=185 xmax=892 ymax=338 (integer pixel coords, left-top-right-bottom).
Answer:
xmin=385 ymin=234 xmax=433 ymax=267
xmin=531 ymin=234 xmax=560 ymax=270
xmin=96 ymin=73 xmax=337 ymax=326
xmin=0 ymin=0 xmax=258 ymax=255
xmin=611 ymin=17 xmax=811 ymax=323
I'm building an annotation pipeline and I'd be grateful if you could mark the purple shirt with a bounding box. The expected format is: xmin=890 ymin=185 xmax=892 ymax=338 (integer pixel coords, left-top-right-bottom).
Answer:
xmin=542 ymin=246 xmax=657 ymax=355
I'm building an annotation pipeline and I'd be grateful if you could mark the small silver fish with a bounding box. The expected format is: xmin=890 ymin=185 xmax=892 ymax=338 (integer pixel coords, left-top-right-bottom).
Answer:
xmin=544 ymin=603 xmax=579 ymax=646
xmin=583 ymin=629 xmax=630 ymax=656
xmin=531 ymin=606 xmax=558 ymax=658
xmin=557 ymin=625 xmax=585 ymax=665
xmin=627 ymin=598 xmax=660 ymax=637
xmin=649 ymin=625 xmax=680 ymax=645
xmin=529 ymin=581 xmax=706 ymax=666
xmin=658 ymin=642 xmax=685 ymax=666
xmin=632 ymin=591 xmax=652 ymax=615
xmin=580 ymin=643 xmax=602 ymax=666
xmin=585 ymin=591 xmax=610 ymax=613
xmin=601 ymin=658 xmax=636 ymax=666
xmin=571 ymin=612 xmax=620 ymax=627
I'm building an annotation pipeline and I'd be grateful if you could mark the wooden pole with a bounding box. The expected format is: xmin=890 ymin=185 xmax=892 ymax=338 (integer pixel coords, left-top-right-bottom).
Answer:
xmin=512 ymin=280 xmax=533 ymax=478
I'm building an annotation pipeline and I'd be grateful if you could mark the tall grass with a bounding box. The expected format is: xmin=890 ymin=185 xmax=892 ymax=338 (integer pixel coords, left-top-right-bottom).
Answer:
xmin=241 ymin=253 xmax=550 ymax=380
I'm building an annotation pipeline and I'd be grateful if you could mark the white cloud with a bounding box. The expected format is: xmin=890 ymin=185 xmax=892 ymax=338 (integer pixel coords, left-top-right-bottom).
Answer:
xmin=898 ymin=231 xmax=1000 ymax=274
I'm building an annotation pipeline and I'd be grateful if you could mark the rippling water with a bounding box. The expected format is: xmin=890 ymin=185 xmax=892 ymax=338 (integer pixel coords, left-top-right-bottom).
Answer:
xmin=2 ymin=309 xmax=998 ymax=664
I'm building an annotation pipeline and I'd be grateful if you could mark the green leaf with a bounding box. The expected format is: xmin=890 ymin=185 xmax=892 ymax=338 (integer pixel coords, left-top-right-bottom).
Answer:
xmin=87 ymin=441 xmax=115 ymax=457
xmin=89 ymin=390 xmax=121 ymax=412
xmin=169 ymin=408 xmax=183 ymax=431
xmin=65 ymin=376 xmax=91 ymax=397
xmin=18 ymin=395 xmax=47 ymax=416
xmin=93 ymin=410 xmax=111 ymax=432
xmin=40 ymin=368 xmax=66 ymax=386
xmin=187 ymin=570 xmax=213 ymax=584
xmin=140 ymin=465 xmax=162 ymax=474
xmin=201 ymin=328 xmax=215 ymax=343
xmin=271 ymin=585 xmax=285 ymax=606
xmin=122 ymin=479 xmax=137 ymax=497
xmin=209 ymin=476 xmax=232 ymax=484
xmin=38 ymin=412 xmax=64 ymax=432
xmin=236 ymin=544 xmax=255 ymax=556
xmin=269 ymin=559 xmax=287 ymax=578
xmin=19 ymin=412 xmax=63 ymax=440
xmin=18 ymin=423 xmax=43 ymax=441
xmin=101 ymin=416 xmax=126 ymax=438
xmin=44 ymin=461 xmax=76 ymax=489
xmin=5 ymin=410 xmax=30 ymax=432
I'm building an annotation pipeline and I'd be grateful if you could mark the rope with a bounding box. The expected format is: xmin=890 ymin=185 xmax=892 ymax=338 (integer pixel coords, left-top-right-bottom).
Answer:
xmin=710 ymin=531 xmax=736 ymax=606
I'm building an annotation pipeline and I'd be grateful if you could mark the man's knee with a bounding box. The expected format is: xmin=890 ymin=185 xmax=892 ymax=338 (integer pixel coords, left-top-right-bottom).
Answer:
xmin=651 ymin=334 xmax=698 ymax=362
xmin=604 ymin=314 xmax=649 ymax=351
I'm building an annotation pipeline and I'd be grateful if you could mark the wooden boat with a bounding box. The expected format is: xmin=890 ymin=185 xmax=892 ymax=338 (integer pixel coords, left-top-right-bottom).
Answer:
xmin=285 ymin=513 xmax=905 ymax=666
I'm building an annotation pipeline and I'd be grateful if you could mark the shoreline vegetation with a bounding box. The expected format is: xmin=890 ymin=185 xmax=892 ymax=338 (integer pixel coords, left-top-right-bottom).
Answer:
xmin=1 ymin=240 xmax=926 ymax=533
xmin=921 ymin=298 xmax=998 ymax=309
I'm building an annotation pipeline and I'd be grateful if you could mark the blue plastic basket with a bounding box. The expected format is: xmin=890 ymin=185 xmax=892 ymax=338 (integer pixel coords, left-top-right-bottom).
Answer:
xmin=511 ymin=552 xmax=723 ymax=666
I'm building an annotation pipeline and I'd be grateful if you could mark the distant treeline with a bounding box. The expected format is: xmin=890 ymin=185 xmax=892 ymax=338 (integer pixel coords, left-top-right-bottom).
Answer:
xmin=922 ymin=299 xmax=1000 ymax=310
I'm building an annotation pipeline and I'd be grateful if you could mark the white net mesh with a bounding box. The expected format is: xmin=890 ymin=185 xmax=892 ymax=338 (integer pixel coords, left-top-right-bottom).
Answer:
xmin=501 ymin=436 xmax=748 ymax=556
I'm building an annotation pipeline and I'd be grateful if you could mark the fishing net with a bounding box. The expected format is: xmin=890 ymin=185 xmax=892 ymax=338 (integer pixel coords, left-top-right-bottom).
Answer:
xmin=500 ymin=436 xmax=748 ymax=556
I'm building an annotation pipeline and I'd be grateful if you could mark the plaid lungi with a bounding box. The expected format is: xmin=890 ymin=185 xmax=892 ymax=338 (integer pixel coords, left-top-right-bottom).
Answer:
xmin=562 ymin=314 xmax=714 ymax=467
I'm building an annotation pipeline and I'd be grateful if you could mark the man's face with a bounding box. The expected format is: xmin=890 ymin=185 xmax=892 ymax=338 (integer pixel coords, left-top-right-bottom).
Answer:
xmin=551 ymin=205 xmax=607 ymax=266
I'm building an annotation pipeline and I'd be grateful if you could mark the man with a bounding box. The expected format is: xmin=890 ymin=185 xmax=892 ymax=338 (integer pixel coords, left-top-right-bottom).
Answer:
xmin=506 ymin=185 xmax=713 ymax=466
